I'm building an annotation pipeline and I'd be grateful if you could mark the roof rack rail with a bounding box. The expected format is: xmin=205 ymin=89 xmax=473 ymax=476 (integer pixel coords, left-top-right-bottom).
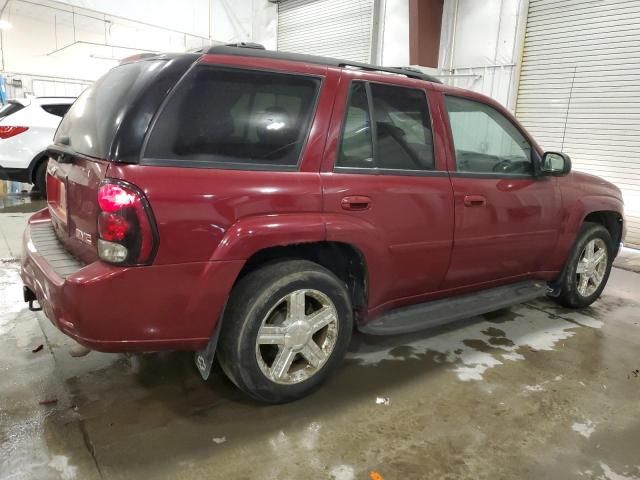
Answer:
xmin=339 ymin=62 xmax=442 ymax=84
xmin=201 ymin=45 xmax=442 ymax=84
xmin=119 ymin=52 xmax=159 ymax=64
xmin=206 ymin=42 xmax=265 ymax=53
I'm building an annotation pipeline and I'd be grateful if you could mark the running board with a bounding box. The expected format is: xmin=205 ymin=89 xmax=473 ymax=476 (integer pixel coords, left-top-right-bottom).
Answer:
xmin=359 ymin=281 xmax=549 ymax=336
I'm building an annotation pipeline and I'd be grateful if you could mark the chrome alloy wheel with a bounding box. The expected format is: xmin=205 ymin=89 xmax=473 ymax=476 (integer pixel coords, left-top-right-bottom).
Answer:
xmin=255 ymin=289 xmax=339 ymax=385
xmin=576 ymin=238 xmax=608 ymax=297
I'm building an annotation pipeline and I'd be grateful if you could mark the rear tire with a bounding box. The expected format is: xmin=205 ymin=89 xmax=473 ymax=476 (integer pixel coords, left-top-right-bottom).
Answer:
xmin=216 ymin=260 xmax=353 ymax=403
xmin=33 ymin=160 xmax=47 ymax=196
xmin=554 ymin=223 xmax=613 ymax=308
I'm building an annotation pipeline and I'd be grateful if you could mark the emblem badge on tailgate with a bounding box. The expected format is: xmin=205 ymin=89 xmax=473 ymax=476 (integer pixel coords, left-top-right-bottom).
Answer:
xmin=75 ymin=228 xmax=93 ymax=246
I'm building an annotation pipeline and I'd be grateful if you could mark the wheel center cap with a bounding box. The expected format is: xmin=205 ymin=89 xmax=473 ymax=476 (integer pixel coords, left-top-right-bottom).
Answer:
xmin=285 ymin=321 xmax=311 ymax=350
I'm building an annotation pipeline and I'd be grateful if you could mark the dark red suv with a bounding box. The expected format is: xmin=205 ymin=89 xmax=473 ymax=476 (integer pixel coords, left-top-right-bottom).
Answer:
xmin=21 ymin=44 xmax=625 ymax=403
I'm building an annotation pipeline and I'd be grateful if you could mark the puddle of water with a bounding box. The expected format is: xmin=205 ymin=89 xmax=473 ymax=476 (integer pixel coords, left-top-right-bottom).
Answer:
xmin=0 ymin=192 xmax=46 ymax=213
xmin=348 ymin=302 xmax=603 ymax=382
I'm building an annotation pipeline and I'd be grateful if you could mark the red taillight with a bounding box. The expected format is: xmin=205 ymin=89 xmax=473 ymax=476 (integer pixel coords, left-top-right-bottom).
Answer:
xmin=0 ymin=126 xmax=28 ymax=139
xmin=97 ymin=183 xmax=136 ymax=212
xmin=98 ymin=212 xmax=129 ymax=241
xmin=96 ymin=180 xmax=158 ymax=265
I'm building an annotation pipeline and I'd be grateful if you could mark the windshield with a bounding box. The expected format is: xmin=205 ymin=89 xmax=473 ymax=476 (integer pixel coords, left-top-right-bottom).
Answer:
xmin=55 ymin=60 xmax=166 ymax=159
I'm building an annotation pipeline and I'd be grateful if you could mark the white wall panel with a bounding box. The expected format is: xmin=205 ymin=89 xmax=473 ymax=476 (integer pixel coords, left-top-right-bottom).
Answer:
xmin=437 ymin=0 xmax=528 ymax=111
xmin=516 ymin=0 xmax=640 ymax=246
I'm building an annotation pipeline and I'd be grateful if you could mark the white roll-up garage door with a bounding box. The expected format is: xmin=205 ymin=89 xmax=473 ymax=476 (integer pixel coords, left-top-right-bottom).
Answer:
xmin=277 ymin=0 xmax=375 ymax=63
xmin=516 ymin=0 xmax=640 ymax=247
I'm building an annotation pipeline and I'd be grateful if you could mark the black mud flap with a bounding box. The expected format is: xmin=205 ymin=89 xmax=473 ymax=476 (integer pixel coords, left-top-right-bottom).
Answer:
xmin=194 ymin=324 xmax=222 ymax=381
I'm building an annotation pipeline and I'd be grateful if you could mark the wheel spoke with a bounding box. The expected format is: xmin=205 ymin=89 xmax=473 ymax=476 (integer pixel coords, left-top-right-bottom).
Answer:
xmin=300 ymin=340 xmax=326 ymax=368
xmin=578 ymin=274 xmax=590 ymax=294
xmin=592 ymin=249 xmax=606 ymax=266
xmin=306 ymin=306 xmax=335 ymax=333
xmin=287 ymin=290 xmax=306 ymax=321
xmin=271 ymin=347 xmax=296 ymax=380
xmin=257 ymin=325 xmax=286 ymax=345
xmin=592 ymin=268 xmax=604 ymax=286
xmin=585 ymin=240 xmax=595 ymax=260
xmin=576 ymin=260 xmax=588 ymax=274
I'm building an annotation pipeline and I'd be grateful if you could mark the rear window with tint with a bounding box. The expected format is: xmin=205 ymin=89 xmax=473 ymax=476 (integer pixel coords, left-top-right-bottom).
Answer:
xmin=56 ymin=60 xmax=165 ymax=159
xmin=143 ymin=66 xmax=320 ymax=169
xmin=0 ymin=101 xmax=24 ymax=119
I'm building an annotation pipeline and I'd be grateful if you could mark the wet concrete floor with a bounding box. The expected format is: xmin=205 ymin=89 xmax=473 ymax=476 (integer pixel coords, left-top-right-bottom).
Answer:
xmin=1 ymin=196 xmax=639 ymax=480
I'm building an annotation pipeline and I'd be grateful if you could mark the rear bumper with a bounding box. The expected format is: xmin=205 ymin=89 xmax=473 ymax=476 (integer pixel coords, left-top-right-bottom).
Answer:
xmin=0 ymin=166 xmax=30 ymax=183
xmin=20 ymin=209 xmax=244 ymax=352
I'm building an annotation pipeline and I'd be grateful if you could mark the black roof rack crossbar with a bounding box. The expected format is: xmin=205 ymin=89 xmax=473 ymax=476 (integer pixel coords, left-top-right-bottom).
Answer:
xmin=223 ymin=42 xmax=266 ymax=50
xmin=204 ymin=45 xmax=442 ymax=84
xmin=338 ymin=62 xmax=442 ymax=83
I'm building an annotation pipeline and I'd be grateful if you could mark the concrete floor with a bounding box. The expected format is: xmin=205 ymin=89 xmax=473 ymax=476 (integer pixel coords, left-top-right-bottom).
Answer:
xmin=1 ymin=195 xmax=640 ymax=480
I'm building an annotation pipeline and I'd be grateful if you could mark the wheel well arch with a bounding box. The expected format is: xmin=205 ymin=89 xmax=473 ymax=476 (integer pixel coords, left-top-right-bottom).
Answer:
xmin=237 ymin=242 xmax=368 ymax=312
xmin=584 ymin=210 xmax=623 ymax=253
xmin=28 ymin=151 xmax=49 ymax=182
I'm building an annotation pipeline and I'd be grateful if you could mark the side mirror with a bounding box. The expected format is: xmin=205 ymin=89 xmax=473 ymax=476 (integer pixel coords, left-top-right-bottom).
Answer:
xmin=540 ymin=151 xmax=571 ymax=176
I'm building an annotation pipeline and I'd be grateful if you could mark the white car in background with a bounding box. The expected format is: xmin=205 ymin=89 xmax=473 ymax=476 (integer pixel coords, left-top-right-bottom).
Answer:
xmin=0 ymin=96 xmax=75 ymax=194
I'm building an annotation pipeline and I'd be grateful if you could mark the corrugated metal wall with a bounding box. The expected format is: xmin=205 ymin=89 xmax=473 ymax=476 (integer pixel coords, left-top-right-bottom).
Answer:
xmin=516 ymin=0 xmax=640 ymax=246
xmin=277 ymin=0 xmax=375 ymax=63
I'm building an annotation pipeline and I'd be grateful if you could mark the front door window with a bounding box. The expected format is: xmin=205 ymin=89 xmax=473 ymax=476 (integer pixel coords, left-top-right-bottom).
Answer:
xmin=445 ymin=95 xmax=533 ymax=176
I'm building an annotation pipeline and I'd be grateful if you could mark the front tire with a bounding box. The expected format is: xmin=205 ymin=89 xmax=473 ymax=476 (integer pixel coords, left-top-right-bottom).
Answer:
xmin=554 ymin=223 xmax=613 ymax=308
xmin=216 ymin=260 xmax=353 ymax=403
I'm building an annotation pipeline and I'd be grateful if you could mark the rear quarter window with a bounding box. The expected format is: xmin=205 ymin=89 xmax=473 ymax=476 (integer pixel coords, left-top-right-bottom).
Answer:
xmin=0 ymin=101 xmax=24 ymax=119
xmin=143 ymin=66 xmax=321 ymax=170
xmin=41 ymin=104 xmax=71 ymax=117
xmin=56 ymin=60 xmax=167 ymax=159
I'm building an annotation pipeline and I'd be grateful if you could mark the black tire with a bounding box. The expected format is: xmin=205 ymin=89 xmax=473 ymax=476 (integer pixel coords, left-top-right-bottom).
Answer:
xmin=554 ymin=222 xmax=614 ymax=308
xmin=33 ymin=160 xmax=47 ymax=196
xmin=216 ymin=259 xmax=353 ymax=403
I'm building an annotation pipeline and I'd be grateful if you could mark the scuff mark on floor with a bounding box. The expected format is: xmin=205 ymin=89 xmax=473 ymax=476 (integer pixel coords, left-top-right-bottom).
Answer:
xmin=572 ymin=420 xmax=596 ymax=438
xmin=598 ymin=462 xmax=640 ymax=480
xmin=330 ymin=464 xmax=355 ymax=480
xmin=48 ymin=455 xmax=78 ymax=480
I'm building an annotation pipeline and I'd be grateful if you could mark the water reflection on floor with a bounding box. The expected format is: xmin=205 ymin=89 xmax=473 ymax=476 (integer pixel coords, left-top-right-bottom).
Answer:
xmin=0 ymin=192 xmax=46 ymax=213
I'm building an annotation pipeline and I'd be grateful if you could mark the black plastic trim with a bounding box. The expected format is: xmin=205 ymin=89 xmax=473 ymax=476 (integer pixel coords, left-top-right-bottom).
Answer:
xmin=140 ymin=158 xmax=299 ymax=171
xmin=360 ymin=280 xmax=549 ymax=336
xmin=450 ymin=172 xmax=538 ymax=180
xmin=334 ymin=166 xmax=448 ymax=177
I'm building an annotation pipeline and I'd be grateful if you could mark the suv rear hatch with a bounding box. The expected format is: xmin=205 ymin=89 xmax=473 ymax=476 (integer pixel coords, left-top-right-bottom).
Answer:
xmin=46 ymin=54 xmax=196 ymax=264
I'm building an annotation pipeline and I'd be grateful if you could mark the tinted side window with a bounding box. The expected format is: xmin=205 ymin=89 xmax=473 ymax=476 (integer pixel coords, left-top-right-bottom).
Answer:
xmin=0 ymin=101 xmax=24 ymax=119
xmin=336 ymin=81 xmax=434 ymax=171
xmin=41 ymin=104 xmax=71 ymax=117
xmin=445 ymin=96 xmax=532 ymax=175
xmin=337 ymin=82 xmax=374 ymax=168
xmin=370 ymin=83 xmax=434 ymax=171
xmin=144 ymin=67 xmax=320 ymax=169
